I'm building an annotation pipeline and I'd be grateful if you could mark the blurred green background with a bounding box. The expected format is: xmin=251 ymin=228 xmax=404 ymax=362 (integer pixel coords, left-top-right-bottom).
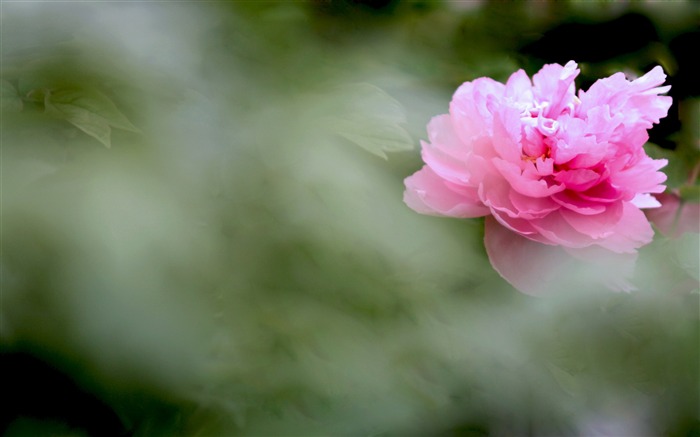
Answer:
xmin=1 ymin=1 xmax=698 ymax=436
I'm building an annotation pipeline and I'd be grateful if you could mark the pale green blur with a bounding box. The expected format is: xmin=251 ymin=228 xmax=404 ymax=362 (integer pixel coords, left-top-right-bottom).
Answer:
xmin=2 ymin=2 xmax=698 ymax=436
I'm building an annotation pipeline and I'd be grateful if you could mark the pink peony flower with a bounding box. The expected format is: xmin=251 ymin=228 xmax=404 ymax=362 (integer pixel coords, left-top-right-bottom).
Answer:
xmin=404 ymin=61 xmax=672 ymax=295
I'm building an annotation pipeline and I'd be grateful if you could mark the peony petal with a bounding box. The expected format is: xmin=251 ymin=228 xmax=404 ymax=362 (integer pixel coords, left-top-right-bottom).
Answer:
xmin=490 ymin=208 xmax=552 ymax=241
xmin=554 ymin=168 xmax=603 ymax=192
xmin=610 ymin=155 xmax=667 ymax=195
xmin=484 ymin=216 xmax=636 ymax=295
xmin=560 ymin=200 xmax=623 ymax=239
xmin=484 ymin=216 xmax=569 ymax=295
xmin=509 ymin=189 xmax=560 ymax=218
xmin=631 ymin=193 xmax=661 ymax=209
xmin=426 ymin=114 xmax=470 ymax=160
xmin=578 ymin=66 xmax=672 ymax=136
xmin=421 ymin=115 xmax=474 ymax=185
xmin=404 ymin=166 xmax=489 ymax=218
xmin=422 ymin=139 xmax=471 ymax=185
xmin=492 ymin=158 xmax=565 ymax=198
xmin=552 ymin=190 xmax=607 ymax=215
xmin=553 ymin=117 xmax=608 ymax=166
xmin=492 ymin=107 xmax=523 ymax=162
xmin=578 ymin=181 xmax=624 ymax=204
xmin=529 ymin=210 xmax=596 ymax=248
xmin=533 ymin=60 xmax=579 ymax=118
xmin=505 ymin=69 xmax=534 ymax=102
xmin=595 ymin=202 xmax=654 ymax=253
xmin=450 ymin=77 xmax=505 ymax=144
xmin=478 ymin=175 xmax=520 ymax=219
xmin=480 ymin=174 xmax=562 ymax=222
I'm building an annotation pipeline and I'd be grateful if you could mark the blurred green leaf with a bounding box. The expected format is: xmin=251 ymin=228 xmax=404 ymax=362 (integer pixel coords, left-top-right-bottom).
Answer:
xmin=324 ymin=83 xmax=414 ymax=159
xmin=1 ymin=79 xmax=23 ymax=112
xmin=41 ymin=87 xmax=139 ymax=148
xmin=672 ymin=235 xmax=700 ymax=281
xmin=331 ymin=116 xmax=414 ymax=159
xmin=49 ymin=88 xmax=139 ymax=132
xmin=44 ymin=91 xmax=113 ymax=148
xmin=545 ymin=362 xmax=581 ymax=397
xmin=679 ymin=184 xmax=700 ymax=203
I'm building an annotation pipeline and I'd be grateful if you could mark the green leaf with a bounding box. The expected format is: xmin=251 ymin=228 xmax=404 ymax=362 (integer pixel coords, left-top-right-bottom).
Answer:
xmin=545 ymin=362 xmax=581 ymax=397
xmin=329 ymin=116 xmax=415 ymax=159
xmin=1 ymin=79 xmax=23 ymax=112
xmin=45 ymin=91 xmax=113 ymax=148
xmin=49 ymin=87 xmax=139 ymax=132
xmin=323 ymin=83 xmax=414 ymax=159
xmin=679 ymin=184 xmax=700 ymax=203
xmin=41 ymin=87 xmax=140 ymax=148
xmin=672 ymin=235 xmax=700 ymax=281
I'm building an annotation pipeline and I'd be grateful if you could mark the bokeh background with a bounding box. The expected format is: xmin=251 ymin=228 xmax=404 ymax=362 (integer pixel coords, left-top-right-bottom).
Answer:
xmin=2 ymin=1 xmax=698 ymax=436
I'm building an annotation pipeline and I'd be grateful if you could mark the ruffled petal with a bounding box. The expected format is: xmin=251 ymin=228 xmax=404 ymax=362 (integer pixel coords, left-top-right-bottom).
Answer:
xmin=578 ymin=66 xmax=672 ymax=134
xmin=595 ymin=202 xmax=654 ymax=253
xmin=554 ymin=168 xmax=603 ymax=192
xmin=404 ymin=166 xmax=489 ymax=218
xmin=420 ymin=115 xmax=472 ymax=185
xmin=631 ymin=193 xmax=661 ymax=209
xmin=532 ymin=60 xmax=579 ymax=118
xmin=509 ymin=189 xmax=560 ymax=219
xmin=529 ymin=210 xmax=596 ymax=248
xmin=505 ymin=69 xmax=534 ymax=103
xmin=610 ymin=155 xmax=667 ymax=195
xmin=484 ymin=217 xmax=566 ymax=295
xmin=492 ymin=158 xmax=565 ymax=198
xmin=484 ymin=217 xmax=637 ymax=295
xmin=560 ymin=201 xmax=623 ymax=239
xmin=578 ymin=181 xmax=624 ymax=204
xmin=491 ymin=107 xmax=523 ymax=162
xmin=552 ymin=190 xmax=607 ymax=215
xmin=450 ymin=77 xmax=505 ymax=144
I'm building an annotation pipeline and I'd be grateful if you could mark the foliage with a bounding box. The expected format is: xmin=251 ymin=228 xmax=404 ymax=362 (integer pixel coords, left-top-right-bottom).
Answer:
xmin=1 ymin=1 xmax=698 ymax=436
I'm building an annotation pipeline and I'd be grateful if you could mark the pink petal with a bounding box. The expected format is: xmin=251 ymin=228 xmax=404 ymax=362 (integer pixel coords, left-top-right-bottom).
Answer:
xmin=509 ymin=189 xmax=561 ymax=219
xmin=505 ymin=69 xmax=534 ymax=102
xmin=578 ymin=181 xmax=624 ymax=203
xmin=610 ymin=155 xmax=667 ymax=195
xmin=420 ymin=115 xmax=472 ymax=185
xmin=478 ymin=175 xmax=520 ymax=219
xmin=631 ymin=193 xmax=661 ymax=209
xmin=560 ymin=201 xmax=623 ymax=239
xmin=491 ymin=107 xmax=523 ymax=162
xmin=404 ymin=166 xmax=489 ymax=218
xmin=578 ymin=66 xmax=672 ymax=132
xmin=492 ymin=158 xmax=564 ymax=198
xmin=484 ymin=216 xmax=567 ymax=295
xmin=425 ymin=114 xmax=470 ymax=161
xmin=552 ymin=190 xmax=607 ymax=215
xmin=529 ymin=210 xmax=597 ymax=248
xmin=553 ymin=116 xmax=608 ymax=166
xmin=484 ymin=217 xmax=636 ymax=295
xmin=479 ymin=175 xmax=560 ymax=221
xmin=532 ymin=60 xmax=579 ymax=118
xmin=450 ymin=77 xmax=505 ymax=144
xmin=554 ymin=168 xmax=603 ymax=192
xmin=490 ymin=208 xmax=552 ymax=241
xmin=595 ymin=202 xmax=654 ymax=253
